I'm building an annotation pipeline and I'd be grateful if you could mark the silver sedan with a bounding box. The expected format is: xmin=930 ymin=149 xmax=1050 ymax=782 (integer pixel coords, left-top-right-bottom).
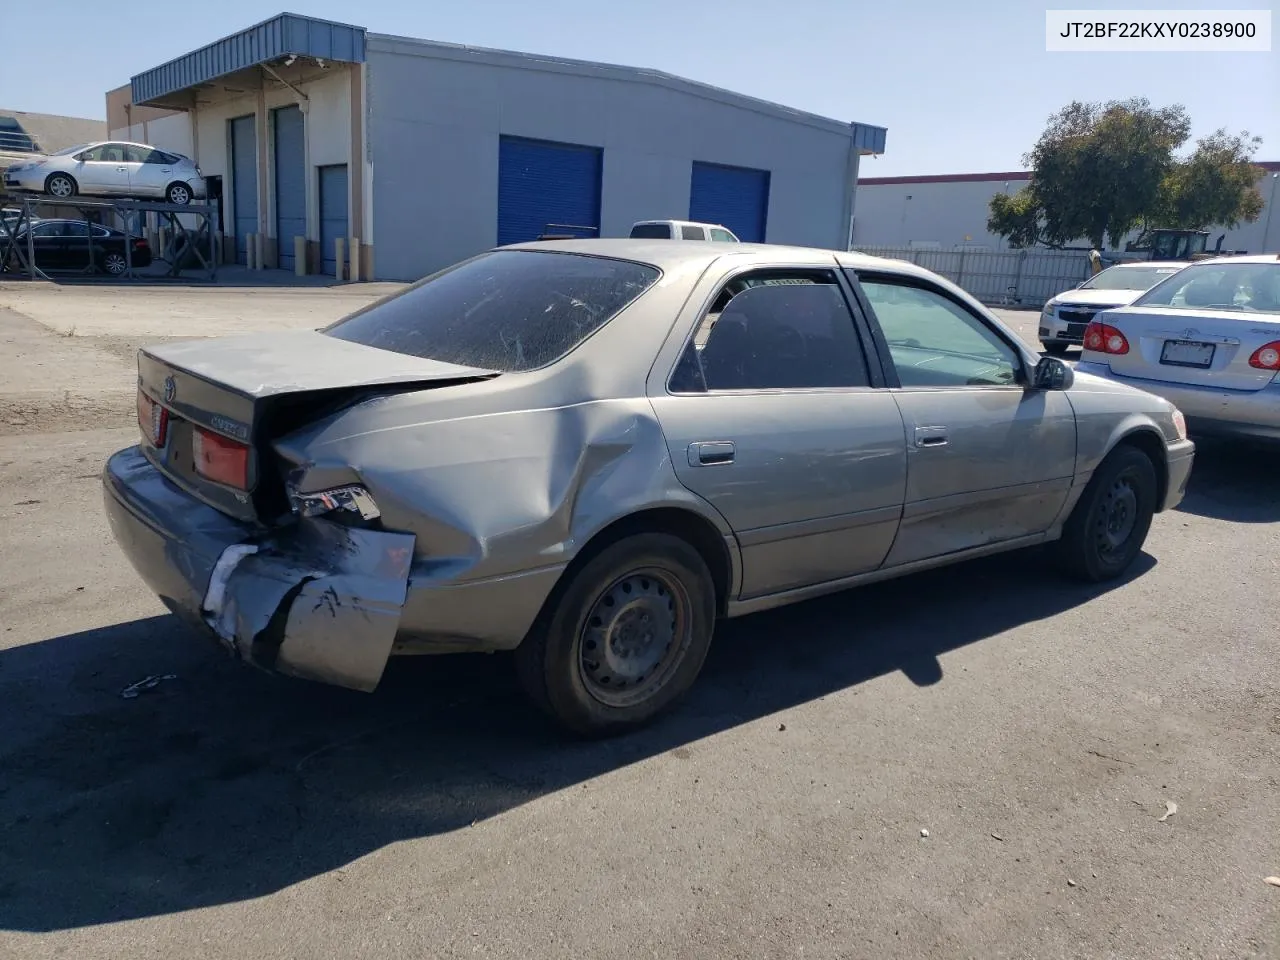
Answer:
xmin=1077 ymin=255 xmax=1280 ymax=442
xmin=3 ymin=140 xmax=207 ymax=205
xmin=102 ymin=240 xmax=1195 ymax=735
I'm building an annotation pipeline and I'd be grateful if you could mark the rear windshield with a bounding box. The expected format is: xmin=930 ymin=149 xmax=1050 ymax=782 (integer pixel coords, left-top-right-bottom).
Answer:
xmin=1134 ymin=261 xmax=1280 ymax=314
xmin=1081 ymin=265 xmax=1182 ymax=291
xmin=629 ymin=224 xmax=672 ymax=239
xmin=323 ymin=250 xmax=661 ymax=372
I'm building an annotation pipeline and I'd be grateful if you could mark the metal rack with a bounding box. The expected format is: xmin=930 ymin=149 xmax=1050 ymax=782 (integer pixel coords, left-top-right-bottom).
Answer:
xmin=0 ymin=194 xmax=220 ymax=281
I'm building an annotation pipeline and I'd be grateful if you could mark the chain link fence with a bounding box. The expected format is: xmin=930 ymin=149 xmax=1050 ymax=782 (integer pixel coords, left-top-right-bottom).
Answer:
xmin=852 ymin=245 xmax=1092 ymax=308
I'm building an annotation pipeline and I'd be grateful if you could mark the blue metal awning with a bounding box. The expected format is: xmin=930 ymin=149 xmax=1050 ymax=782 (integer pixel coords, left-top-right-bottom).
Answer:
xmin=851 ymin=122 xmax=887 ymax=156
xmin=131 ymin=13 xmax=366 ymax=106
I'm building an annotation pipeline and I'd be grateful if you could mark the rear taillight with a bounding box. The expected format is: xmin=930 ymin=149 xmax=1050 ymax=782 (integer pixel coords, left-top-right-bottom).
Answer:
xmin=1247 ymin=340 xmax=1280 ymax=370
xmin=137 ymin=388 xmax=168 ymax=447
xmin=132 ymin=238 xmax=147 ymax=249
xmin=193 ymin=428 xmax=249 ymax=490
xmin=1083 ymin=320 xmax=1130 ymax=355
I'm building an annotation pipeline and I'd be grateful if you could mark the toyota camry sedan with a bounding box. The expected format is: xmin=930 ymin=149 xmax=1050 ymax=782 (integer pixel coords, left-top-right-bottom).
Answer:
xmin=1077 ymin=255 xmax=1280 ymax=442
xmin=103 ymin=241 xmax=1195 ymax=736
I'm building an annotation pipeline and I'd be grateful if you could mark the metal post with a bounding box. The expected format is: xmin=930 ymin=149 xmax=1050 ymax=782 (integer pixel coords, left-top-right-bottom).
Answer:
xmin=956 ymin=248 xmax=967 ymax=287
xmin=124 ymin=199 xmax=134 ymax=279
xmin=334 ymin=237 xmax=345 ymax=280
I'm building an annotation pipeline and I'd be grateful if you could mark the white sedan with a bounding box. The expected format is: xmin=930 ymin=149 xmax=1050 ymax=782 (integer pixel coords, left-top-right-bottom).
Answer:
xmin=1077 ymin=255 xmax=1280 ymax=442
xmin=1038 ymin=261 xmax=1187 ymax=355
xmin=2 ymin=141 xmax=207 ymax=206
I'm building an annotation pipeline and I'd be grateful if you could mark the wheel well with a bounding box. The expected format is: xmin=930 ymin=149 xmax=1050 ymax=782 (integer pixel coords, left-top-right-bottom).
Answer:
xmin=563 ymin=508 xmax=733 ymax=617
xmin=1114 ymin=429 xmax=1168 ymax=508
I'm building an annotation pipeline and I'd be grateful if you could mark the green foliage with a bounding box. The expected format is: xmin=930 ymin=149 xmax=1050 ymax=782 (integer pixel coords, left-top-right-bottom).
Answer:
xmin=988 ymin=99 xmax=1266 ymax=249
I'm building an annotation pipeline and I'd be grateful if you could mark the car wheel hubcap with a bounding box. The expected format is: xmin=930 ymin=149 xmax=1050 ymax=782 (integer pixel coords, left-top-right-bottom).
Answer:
xmin=105 ymin=255 xmax=125 ymax=274
xmin=578 ymin=568 xmax=688 ymax=708
xmin=51 ymin=178 xmax=71 ymax=197
xmin=1096 ymin=474 xmax=1138 ymax=556
xmin=171 ymin=186 xmax=189 ymax=203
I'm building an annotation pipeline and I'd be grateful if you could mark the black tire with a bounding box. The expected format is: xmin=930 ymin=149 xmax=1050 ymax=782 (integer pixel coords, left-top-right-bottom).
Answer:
xmin=98 ymin=250 xmax=128 ymax=276
xmin=45 ymin=173 xmax=77 ymax=199
xmin=1043 ymin=341 xmax=1071 ymax=357
xmin=515 ymin=532 xmax=716 ymax=737
xmin=165 ymin=182 xmax=192 ymax=206
xmin=1054 ymin=444 xmax=1158 ymax=582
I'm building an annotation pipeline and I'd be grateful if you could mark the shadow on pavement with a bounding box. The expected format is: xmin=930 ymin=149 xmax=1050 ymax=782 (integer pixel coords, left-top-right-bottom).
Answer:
xmin=1175 ymin=436 xmax=1280 ymax=523
xmin=0 ymin=547 xmax=1154 ymax=932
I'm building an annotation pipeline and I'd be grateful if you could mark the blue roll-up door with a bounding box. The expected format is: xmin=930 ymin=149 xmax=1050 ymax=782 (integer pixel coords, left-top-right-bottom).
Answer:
xmin=319 ymin=163 xmax=348 ymax=277
xmin=497 ymin=136 xmax=602 ymax=246
xmin=229 ymin=115 xmax=258 ymax=265
xmin=273 ymin=105 xmax=305 ymax=271
xmin=689 ymin=162 xmax=771 ymax=243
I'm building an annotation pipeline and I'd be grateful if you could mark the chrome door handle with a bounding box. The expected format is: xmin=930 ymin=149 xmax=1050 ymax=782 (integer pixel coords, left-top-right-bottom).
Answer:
xmin=689 ymin=441 xmax=735 ymax=466
xmin=914 ymin=426 xmax=949 ymax=448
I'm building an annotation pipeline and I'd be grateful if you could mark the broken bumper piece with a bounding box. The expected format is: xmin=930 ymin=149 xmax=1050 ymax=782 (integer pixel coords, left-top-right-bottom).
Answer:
xmin=102 ymin=445 xmax=415 ymax=693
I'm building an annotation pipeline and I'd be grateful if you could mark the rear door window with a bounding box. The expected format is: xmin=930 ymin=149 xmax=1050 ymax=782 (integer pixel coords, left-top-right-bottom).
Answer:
xmin=629 ymin=223 xmax=672 ymax=239
xmin=324 ymin=250 xmax=661 ymax=372
xmin=680 ymin=224 xmax=707 ymax=240
xmin=669 ymin=269 xmax=873 ymax=392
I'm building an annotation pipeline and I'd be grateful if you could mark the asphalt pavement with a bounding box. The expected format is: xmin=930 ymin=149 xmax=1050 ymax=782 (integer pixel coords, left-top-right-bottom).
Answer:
xmin=1 ymin=286 xmax=1277 ymax=959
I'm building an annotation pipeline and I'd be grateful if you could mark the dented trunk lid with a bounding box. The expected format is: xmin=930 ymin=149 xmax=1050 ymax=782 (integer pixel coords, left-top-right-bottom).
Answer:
xmin=136 ymin=330 xmax=496 ymax=523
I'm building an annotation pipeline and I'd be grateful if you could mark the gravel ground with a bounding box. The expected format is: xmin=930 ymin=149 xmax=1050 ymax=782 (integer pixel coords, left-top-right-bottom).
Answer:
xmin=0 ymin=282 xmax=1276 ymax=960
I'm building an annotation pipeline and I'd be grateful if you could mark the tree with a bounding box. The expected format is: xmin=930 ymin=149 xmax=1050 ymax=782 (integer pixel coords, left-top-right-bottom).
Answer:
xmin=1151 ymin=130 xmax=1266 ymax=232
xmin=988 ymin=99 xmax=1265 ymax=250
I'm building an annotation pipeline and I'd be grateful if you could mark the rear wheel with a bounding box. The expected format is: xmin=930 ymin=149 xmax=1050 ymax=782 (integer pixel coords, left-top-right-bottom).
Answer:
xmin=165 ymin=182 xmax=192 ymax=205
xmin=1054 ymin=444 xmax=1157 ymax=582
xmin=1043 ymin=341 xmax=1071 ymax=357
xmin=45 ymin=173 xmax=77 ymax=199
xmin=99 ymin=251 xmax=128 ymax=276
xmin=515 ymin=532 xmax=716 ymax=737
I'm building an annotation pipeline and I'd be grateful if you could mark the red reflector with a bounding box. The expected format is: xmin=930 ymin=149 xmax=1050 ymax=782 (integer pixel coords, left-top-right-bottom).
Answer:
xmin=1248 ymin=340 xmax=1280 ymax=370
xmin=193 ymin=428 xmax=249 ymax=490
xmin=1083 ymin=320 xmax=1130 ymax=355
xmin=136 ymin=389 xmax=168 ymax=447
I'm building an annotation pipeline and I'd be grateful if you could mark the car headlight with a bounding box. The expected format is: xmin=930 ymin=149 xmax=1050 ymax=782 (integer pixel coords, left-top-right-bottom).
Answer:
xmin=1041 ymin=301 xmax=1056 ymax=319
xmin=1171 ymin=408 xmax=1188 ymax=441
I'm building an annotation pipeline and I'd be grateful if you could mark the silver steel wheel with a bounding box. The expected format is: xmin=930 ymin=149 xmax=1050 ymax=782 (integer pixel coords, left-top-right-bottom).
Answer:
xmin=166 ymin=183 xmax=191 ymax=205
xmin=47 ymin=175 xmax=74 ymax=198
xmin=102 ymin=252 xmax=127 ymax=276
xmin=1095 ymin=472 xmax=1139 ymax=557
xmin=578 ymin=567 xmax=691 ymax=709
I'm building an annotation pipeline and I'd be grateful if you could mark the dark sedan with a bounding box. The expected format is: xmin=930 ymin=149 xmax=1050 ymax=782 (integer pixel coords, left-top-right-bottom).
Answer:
xmin=1 ymin=218 xmax=152 ymax=276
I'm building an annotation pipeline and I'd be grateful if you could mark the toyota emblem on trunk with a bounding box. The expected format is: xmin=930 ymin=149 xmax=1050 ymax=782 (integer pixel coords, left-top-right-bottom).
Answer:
xmin=163 ymin=376 xmax=176 ymax=403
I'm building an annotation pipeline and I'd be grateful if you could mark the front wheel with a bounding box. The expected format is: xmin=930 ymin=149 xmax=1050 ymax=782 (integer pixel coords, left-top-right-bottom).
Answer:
xmin=515 ymin=532 xmax=716 ymax=737
xmin=165 ymin=182 xmax=192 ymax=205
xmin=45 ymin=173 xmax=77 ymax=199
xmin=1054 ymin=445 xmax=1158 ymax=582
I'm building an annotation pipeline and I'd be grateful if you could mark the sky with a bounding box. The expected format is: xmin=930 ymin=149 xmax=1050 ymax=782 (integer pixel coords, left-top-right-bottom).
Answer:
xmin=1 ymin=0 xmax=1275 ymax=176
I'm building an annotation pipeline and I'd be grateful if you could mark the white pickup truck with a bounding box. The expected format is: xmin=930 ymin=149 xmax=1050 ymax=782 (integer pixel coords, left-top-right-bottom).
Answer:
xmin=629 ymin=220 xmax=739 ymax=242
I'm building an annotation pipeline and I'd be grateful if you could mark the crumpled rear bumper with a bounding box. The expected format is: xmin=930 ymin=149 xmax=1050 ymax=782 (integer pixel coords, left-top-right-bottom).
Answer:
xmin=102 ymin=445 xmax=415 ymax=692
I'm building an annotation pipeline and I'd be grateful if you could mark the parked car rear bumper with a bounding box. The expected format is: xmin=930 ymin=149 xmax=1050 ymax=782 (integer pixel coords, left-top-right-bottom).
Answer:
xmin=1077 ymin=360 xmax=1280 ymax=441
xmin=103 ymin=444 xmax=418 ymax=693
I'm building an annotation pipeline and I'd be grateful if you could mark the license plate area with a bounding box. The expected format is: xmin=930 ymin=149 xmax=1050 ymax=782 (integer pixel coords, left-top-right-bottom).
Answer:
xmin=1160 ymin=339 xmax=1215 ymax=369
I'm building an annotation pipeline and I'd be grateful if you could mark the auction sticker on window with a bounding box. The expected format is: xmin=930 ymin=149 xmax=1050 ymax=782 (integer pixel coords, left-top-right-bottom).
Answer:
xmin=1046 ymin=9 xmax=1271 ymax=51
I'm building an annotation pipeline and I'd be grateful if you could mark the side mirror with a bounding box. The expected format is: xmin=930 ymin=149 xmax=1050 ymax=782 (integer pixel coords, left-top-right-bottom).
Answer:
xmin=1033 ymin=355 xmax=1074 ymax=391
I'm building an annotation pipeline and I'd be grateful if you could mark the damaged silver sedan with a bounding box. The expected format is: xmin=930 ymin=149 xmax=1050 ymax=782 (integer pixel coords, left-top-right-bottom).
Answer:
xmin=104 ymin=240 xmax=1196 ymax=735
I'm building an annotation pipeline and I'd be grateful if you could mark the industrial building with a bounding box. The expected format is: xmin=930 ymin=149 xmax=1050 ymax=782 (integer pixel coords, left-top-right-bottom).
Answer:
xmin=106 ymin=13 xmax=887 ymax=281
xmin=853 ymin=164 xmax=1280 ymax=254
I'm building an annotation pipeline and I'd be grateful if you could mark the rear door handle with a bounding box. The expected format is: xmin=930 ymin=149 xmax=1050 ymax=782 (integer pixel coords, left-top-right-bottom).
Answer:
xmin=914 ymin=426 xmax=949 ymax=448
xmin=689 ymin=441 xmax=735 ymax=466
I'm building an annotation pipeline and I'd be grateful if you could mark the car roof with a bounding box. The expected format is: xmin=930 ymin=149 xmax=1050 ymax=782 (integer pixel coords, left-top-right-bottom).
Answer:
xmin=503 ymin=238 xmax=916 ymax=274
xmin=1108 ymin=260 xmax=1187 ymax=269
xmin=1179 ymin=253 xmax=1280 ymax=266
